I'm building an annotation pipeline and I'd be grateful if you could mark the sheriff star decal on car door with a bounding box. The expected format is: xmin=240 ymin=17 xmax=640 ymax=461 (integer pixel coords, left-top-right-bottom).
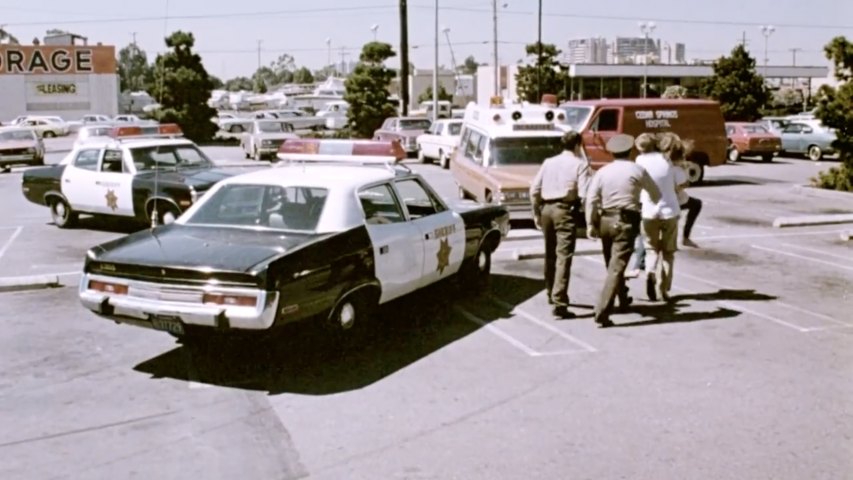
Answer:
xmin=105 ymin=189 xmax=118 ymax=211
xmin=436 ymin=238 xmax=451 ymax=274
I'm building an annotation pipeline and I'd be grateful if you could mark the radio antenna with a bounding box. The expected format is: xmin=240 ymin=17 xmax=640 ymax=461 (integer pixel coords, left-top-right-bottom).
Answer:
xmin=151 ymin=0 xmax=170 ymax=229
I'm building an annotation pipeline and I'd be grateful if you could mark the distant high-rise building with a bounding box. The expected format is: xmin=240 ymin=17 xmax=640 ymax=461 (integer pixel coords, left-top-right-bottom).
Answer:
xmin=611 ymin=37 xmax=660 ymax=64
xmin=566 ymin=37 xmax=609 ymax=64
xmin=675 ymin=43 xmax=686 ymax=64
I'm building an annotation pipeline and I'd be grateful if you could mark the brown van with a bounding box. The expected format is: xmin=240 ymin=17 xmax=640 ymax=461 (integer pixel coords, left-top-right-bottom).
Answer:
xmin=558 ymin=99 xmax=727 ymax=183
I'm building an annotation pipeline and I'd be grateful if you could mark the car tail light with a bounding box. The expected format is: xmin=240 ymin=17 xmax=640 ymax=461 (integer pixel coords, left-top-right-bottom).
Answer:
xmin=89 ymin=280 xmax=128 ymax=295
xmin=202 ymin=293 xmax=258 ymax=307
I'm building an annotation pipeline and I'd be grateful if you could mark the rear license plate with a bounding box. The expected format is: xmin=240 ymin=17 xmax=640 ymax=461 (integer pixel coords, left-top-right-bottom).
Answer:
xmin=150 ymin=315 xmax=185 ymax=335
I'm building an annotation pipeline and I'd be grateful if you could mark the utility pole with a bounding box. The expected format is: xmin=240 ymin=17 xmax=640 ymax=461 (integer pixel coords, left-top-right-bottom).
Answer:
xmin=492 ymin=0 xmax=499 ymax=98
xmin=537 ymin=0 xmax=543 ymax=102
xmin=740 ymin=31 xmax=748 ymax=47
xmin=433 ymin=0 xmax=439 ymax=121
xmin=131 ymin=32 xmax=137 ymax=45
xmin=338 ymin=47 xmax=349 ymax=76
xmin=256 ymin=40 xmax=262 ymax=72
xmin=789 ymin=47 xmax=802 ymax=66
xmin=760 ymin=25 xmax=775 ymax=78
xmin=400 ymin=0 xmax=410 ymax=115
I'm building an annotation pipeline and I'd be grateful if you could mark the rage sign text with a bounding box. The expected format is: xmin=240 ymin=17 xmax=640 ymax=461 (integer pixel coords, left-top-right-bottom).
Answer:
xmin=0 ymin=48 xmax=93 ymax=74
xmin=635 ymin=110 xmax=678 ymax=128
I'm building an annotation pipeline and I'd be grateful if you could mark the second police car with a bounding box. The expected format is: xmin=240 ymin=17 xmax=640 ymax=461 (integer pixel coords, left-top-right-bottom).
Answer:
xmin=78 ymin=139 xmax=510 ymax=342
xmin=21 ymin=124 xmax=257 ymax=228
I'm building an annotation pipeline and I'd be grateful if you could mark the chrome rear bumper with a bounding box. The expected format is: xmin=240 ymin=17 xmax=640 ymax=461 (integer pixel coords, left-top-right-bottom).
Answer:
xmin=79 ymin=273 xmax=279 ymax=332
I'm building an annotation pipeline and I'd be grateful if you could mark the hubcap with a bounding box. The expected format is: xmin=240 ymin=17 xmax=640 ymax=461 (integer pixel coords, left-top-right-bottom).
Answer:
xmin=162 ymin=211 xmax=176 ymax=224
xmin=478 ymin=250 xmax=488 ymax=271
xmin=339 ymin=302 xmax=356 ymax=330
xmin=686 ymin=162 xmax=701 ymax=182
xmin=810 ymin=147 xmax=820 ymax=160
xmin=55 ymin=202 xmax=66 ymax=218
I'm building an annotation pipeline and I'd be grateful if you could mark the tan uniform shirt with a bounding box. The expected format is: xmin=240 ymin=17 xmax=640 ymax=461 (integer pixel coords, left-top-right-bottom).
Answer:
xmin=529 ymin=151 xmax=591 ymax=204
xmin=585 ymin=159 xmax=662 ymax=226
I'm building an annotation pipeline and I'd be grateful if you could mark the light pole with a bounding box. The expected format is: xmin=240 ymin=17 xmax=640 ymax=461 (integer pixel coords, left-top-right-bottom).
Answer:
xmin=537 ymin=0 xmax=542 ymax=102
xmin=325 ymin=37 xmax=332 ymax=76
xmin=370 ymin=24 xmax=379 ymax=41
xmin=492 ymin=0 xmax=499 ymax=98
xmin=760 ymin=25 xmax=775 ymax=78
xmin=433 ymin=0 xmax=439 ymax=121
xmin=639 ymin=21 xmax=656 ymax=98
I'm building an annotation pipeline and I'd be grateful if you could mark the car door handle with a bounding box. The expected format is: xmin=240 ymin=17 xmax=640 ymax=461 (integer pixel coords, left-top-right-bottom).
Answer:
xmin=424 ymin=233 xmax=433 ymax=240
xmin=379 ymin=245 xmax=389 ymax=254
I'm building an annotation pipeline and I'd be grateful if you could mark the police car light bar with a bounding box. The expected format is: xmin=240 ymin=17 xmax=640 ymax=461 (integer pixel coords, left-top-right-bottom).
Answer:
xmin=110 ymin=123 xmax=184 ymax=139
xmin=276 ymin=139 xmax=407 ymax=163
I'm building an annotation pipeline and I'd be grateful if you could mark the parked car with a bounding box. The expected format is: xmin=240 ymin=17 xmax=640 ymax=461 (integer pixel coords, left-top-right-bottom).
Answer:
xmin=779 ymin=121 xmax=836 ymax=161
xmin=240 ymin=120 xmax=298 ymax=161
xmin=21 ymin=117 xmax=69 ymax=137
xmin=78 ymin=139 xmax=510 ymax=343
xmin=253 ymin=109 xmax=327 ymax=131
xmin=316 ymin=101 xmax=349 ymax=130
xmin=0 ymin=127 xmax=45 ymax=168
xmin=416 ymin=119 xmax=463 ymax=168
xmin=373 ymin=117 xmax=433 ymax=157
xmin=725 ymin=122 xmax=782 ymax=162
xmin=73 ymin=125 xmax=115 ymax=149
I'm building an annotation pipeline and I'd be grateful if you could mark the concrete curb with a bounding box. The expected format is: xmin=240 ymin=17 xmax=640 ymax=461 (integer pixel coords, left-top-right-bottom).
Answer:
xmin=792 ymin=184 xmax=853 ymax=200
xmin=0 ymin=274 xmax=62 ymax=293
xmin=773 ymin=214 xmax=853 ymax=228
xmin=509 ymin=247 xmax=601 ymax=261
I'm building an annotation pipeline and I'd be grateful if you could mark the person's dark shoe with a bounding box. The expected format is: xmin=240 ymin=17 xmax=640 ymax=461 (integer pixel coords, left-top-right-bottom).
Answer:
xmin=596 ymin=317 xmax=614 ymax=328
xmin=646 ymin=273 xmax=657 ymax=301
xmin=683 ymin=238 xmax=699 ymax=248
xmin=552 ymin=306 xmax=575 ymax=319
xmin=616 ymin=296 xmax=633 ymax=313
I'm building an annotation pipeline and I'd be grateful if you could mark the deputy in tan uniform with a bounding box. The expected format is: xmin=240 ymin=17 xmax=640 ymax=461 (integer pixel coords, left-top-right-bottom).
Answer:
xmin=585 ymin=134 xmax=662 ymax=327
xmin=530 ymin=130 xmax=591 ymax=318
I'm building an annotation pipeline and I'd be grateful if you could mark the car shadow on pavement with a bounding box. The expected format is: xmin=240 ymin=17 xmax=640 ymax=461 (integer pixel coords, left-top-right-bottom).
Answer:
xmin=133 ymin=273 xmax=544 ymax=396
xmin=693 ymin=176 xmax=784 ymax=187
xmin=56 ymin=215 xmax=143 ymax=234
xmin=610 ymin=289 xmax=776 ymax=328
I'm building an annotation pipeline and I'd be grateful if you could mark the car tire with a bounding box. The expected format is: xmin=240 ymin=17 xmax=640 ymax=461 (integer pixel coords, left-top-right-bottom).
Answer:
xmin=50 ymin=197 xmax=78 ymax=228
xmin=727 ymin=148 xmax=740 ymax=162
xmin=148 ymin=202 xmax=180 ymax=226
xmin=459 ymin=245 xmax=491 ymax=295
xmin=683 ymin=160 xmax=704 ymax=184
xmin=439 ymin=149 xmax=449 ymax=169
xmin=417 ymin=147 xmax=431 ymax=164
xmin=808 ymin=145 xmax=823 ymax=162
xmin=761 ymin=154 xmax=774 ymax=163
xmin=43 ymin=131 xmax=56 ymax=138
xmin=326 ymin=290 xmax=376 ymax=345
xmin=253 ymin=147 xmax=262 ymax=161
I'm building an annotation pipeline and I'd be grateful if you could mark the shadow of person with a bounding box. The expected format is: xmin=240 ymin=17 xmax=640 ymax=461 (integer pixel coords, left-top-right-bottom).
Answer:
xmin=613 ymin=303 xmax=741 ymax=328
xmin=133 ymin=273 xmax=545 ymax=396
xmin=669 ymin=289 xmax=777 ymax=303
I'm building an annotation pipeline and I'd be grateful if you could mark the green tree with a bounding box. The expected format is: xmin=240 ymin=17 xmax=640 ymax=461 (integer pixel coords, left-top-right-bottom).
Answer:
xmin=812 ymin=36 xmax=853 ymax=191
xmin=702 ymin=44 xmax=768 ymax=121
xmin=0 ymin=27 xmax=19 ymax=44
xmin=514 ymin=42 xmax=567 ymax=103
xmin=270 ymin=54 xmax=296 ymax=84
xmin=224 ymin=76 xmax=253 ymax=91
xmin=461 ymin=55 xmax=479 ymax=74
xmin=417 ymin=84 xmax=453 ymax=103
xmin=117 ymin=42 xmax=152 ymax=93
xmin=662 ymin=85 xmax=688 ymax=99
xmin=149 ymin=31 xmax=218 ymax=142
xmin=293 ymin=66 xmax=315 ymax=84
xmin=209 ymin=75 xmax=224 ymax=90
xmin=344 ymin=42 xmax=398 ymax=138
xmin=254 ymin=76 xmax=268 ymax=93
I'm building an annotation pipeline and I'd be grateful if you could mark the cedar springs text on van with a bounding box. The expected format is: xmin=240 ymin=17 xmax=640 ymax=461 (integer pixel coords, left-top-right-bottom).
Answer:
xmin=635 ymin=110 xmax=679 ymax=128
xmin=0 ymin=49 xmax=94 ymax=74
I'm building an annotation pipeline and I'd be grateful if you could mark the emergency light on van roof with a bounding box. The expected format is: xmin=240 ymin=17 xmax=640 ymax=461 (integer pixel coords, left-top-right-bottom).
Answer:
xmin=276 ymin=139 xmax=407 ymax=163
xmin=110 ymin=123 xmax=183 ymax=139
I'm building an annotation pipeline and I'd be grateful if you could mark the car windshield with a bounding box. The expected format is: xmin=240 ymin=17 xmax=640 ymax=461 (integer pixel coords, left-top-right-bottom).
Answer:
xmin=258 ymin=121 xmax=286 ymax=133
xmin=743 ymin=125 xmax=769 ymax=133
xmin=490 ymin=136 xmax=564 ymax=166
xmin=400 ymin=119 xmax=432 ymax=130
xmin=447 ymin=122 xmax=462 ymax=135
xmin=184 ymin=184 xmax=328 ymax=231
xmin=0 ymin=130 xmax=35 ymax=141
xmin=559 ymin=106 xmax=593 ymax=130
xmin=130 ymin=144 xmax=214 ymax=171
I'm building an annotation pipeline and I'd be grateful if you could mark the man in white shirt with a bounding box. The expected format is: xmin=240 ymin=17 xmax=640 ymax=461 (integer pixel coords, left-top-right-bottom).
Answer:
xmin=636 ymin=133 xmax=682 ymax=302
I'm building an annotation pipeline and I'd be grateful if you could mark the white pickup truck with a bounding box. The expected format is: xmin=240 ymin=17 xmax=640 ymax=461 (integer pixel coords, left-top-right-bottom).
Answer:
xmin=416 ymin=118 xmax=463 ymax=168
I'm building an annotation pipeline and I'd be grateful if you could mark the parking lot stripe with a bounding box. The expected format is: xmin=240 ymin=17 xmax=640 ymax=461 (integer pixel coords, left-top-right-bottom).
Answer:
xmin=751 ymin=244 xmax=853 ymax=273
xmin=487 ymin=295 xmax=597 ymax=353
xmin=453 ymin=305 xmax=540 ymax=357
xmin=779 ymin=242 xmax=853 ymax=263
xmin=0 ymin=226 xmax=22 ymax=260
xmin=693 ymin=229 xmax=848 ymax=242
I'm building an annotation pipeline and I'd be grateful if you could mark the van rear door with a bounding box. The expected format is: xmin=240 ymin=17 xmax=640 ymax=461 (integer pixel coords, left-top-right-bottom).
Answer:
xmin=581 ymin=107 xmax=622 ymax=169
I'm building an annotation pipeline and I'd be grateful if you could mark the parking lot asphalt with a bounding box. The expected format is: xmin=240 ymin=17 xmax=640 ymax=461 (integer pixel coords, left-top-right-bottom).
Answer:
xmin=0 ymin=149 xmax=851 ymax=479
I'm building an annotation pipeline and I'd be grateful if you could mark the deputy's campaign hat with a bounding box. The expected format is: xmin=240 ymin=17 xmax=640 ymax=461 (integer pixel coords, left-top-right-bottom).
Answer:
xmin=606 ymin=134 xmax=635 ymax=155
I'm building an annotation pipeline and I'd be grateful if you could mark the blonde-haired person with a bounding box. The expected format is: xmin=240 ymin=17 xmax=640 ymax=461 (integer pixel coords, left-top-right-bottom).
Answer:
xmin=637 ymin=132 xmax=682 ymax=302
xmin=625 ymin=133 xmax=657 ymax=279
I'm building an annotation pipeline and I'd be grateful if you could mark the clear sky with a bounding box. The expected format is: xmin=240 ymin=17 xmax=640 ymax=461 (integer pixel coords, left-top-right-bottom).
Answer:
xmin=2 ymin=0 xmax=851 ymax=80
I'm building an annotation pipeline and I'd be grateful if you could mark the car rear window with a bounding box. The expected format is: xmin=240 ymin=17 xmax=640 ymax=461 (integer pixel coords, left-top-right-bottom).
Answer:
xmin=185 ymin=184 xmax=329 ymax=231
xmin=742 ymin=125 xmax=769 ymax=133
xmin=490 ymin=136 xmax=563 ymax=166
xmin=400 ymin=119 xmax=432 ymax=130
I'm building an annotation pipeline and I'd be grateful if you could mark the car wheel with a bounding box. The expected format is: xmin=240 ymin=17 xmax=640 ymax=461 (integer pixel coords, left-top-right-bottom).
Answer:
xmin=808 ymin=145 xmax=823 ymax=162
xmin=761 ymin=154 xmax=774 ymax=163
xmin=439 ymin=149 xmax=449 ymax=169
xmin=148 ymin=202 xmax=180 ymax=226
xmin=326 ymin=291 xmax=376 ymax=344
xmin=684 ymin=160 xmax=705 ymax=184
xmin=43 ymin=131 xmax=56 ymax=138
xmin=727 ymin=148 xmax=740 ymax=162
xmin=50 ymin=197 xmax=78 ymax=228
xmin=459 ymin=245 xmax=491 ymax=295
xmin=253 ymin=147 xmax=262 ymax=161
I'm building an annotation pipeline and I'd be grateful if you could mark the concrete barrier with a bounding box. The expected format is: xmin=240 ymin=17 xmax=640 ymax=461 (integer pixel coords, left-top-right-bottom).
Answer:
xmin=773 ymin=214 xmax=853 ymax=228
xmin=0 ymin=274 xmax=61 ymax=293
